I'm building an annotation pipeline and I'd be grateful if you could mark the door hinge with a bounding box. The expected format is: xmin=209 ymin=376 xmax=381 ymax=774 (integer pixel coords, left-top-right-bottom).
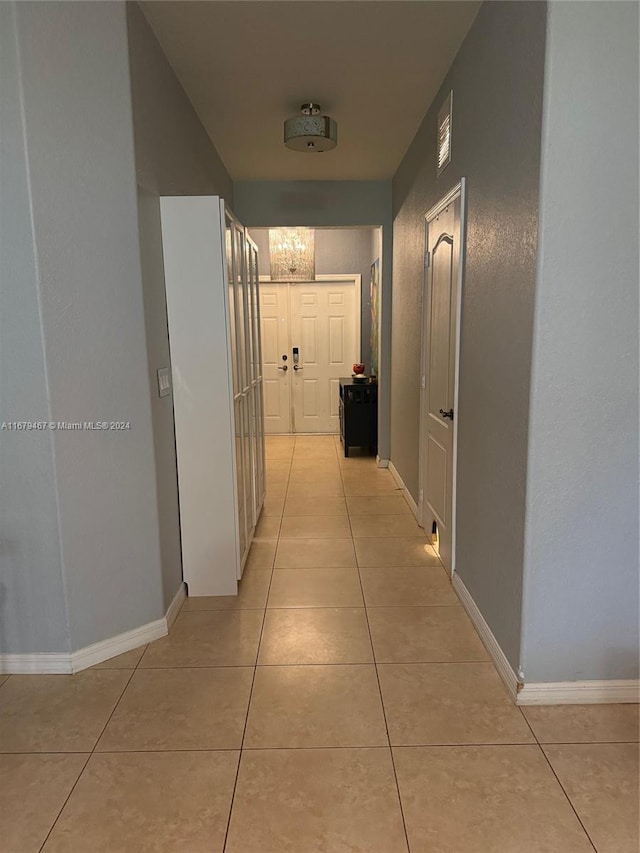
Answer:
xmin=424 ymin=250 xmax=430 ymax=268
xmin=419 ymin=489 xmax=424 ymax=505
xmin=421 ymin=375 xmax=426 ymax=390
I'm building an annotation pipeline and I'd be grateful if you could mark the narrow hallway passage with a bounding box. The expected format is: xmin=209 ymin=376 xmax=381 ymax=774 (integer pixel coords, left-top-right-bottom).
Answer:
xmin=1 ymin=436 xmax=637 ymax=851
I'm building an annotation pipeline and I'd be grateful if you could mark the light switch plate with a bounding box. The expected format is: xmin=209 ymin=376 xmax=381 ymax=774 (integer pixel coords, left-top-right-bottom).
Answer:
xmin=157 ymin=367 xmax=172 ymax=398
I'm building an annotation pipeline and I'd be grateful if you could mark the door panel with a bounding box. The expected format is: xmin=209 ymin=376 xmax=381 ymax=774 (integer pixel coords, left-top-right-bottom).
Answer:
xmin=421 ymin=195 xmax=461 ymax=573
xmin=290 ymin=279 xmax=358 ymax=434
xmin=260 ymin=283 xmax=291 ymax=433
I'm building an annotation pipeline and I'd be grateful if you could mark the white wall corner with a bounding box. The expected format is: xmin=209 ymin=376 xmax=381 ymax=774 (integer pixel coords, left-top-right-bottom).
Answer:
xmin=0 ymin=583 xmax=186 ymax=675
xmin=388 ymin=460 xmax=419 ymax=519
xmin=452 ymin=573 xmax=520 ymax=702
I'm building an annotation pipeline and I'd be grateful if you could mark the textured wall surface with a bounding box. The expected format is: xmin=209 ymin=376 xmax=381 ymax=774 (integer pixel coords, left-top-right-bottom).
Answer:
xmin=391 ymin=1 xmax=547 ymax=669
xmin=127 ymin=3 xmax=233 ymax=202
xmin=10 ymin=1 xmax=164 ymax=651
xmin=0 ymin=3 xmax=70 ymax=653
xmin=127 ymin=6 xmax=234 ymax=610
xmin=521 ymin=1 xmax=640 ymax=682
xmin=250 ymin=228 xmax=378 ymax=372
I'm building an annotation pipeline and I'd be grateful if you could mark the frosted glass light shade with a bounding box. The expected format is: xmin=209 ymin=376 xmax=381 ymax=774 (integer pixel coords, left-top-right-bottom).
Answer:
xmin=269 ymin=228 xmax=315 ymax=281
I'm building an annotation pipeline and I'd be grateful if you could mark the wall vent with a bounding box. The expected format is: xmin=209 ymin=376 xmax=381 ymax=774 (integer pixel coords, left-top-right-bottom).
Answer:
xmin=437 ymin=91 xmax=453 ymax=176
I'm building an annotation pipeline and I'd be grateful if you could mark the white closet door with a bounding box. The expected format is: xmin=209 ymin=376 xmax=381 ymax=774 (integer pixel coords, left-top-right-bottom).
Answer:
xmin=260 ymin=282 xmax=292 ymax=434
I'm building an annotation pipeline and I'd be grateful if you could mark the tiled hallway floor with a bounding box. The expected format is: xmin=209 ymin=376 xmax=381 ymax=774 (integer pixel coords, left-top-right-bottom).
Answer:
xmin=1 ymin=435 xmax=638 ymax=851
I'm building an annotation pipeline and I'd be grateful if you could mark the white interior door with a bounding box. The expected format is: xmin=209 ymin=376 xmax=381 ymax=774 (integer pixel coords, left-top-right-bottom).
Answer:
xmin=260 ymin=282 xmax=291 ymax=434
xmin=420 ymin=187 xmax=463 ymax=573
xmin=290 ymin=278 xmax=359 ymax=434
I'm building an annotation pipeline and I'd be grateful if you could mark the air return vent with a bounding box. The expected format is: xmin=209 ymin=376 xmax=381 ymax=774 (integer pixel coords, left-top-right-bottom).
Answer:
xmin=437 ymin=91 xmax=453 ymax=176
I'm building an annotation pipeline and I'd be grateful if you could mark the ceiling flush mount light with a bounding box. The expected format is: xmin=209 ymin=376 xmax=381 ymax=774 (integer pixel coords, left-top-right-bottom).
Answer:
xmin=269 ymin=228 xmax=315 ymax=280
xmin=284 ymin=103 xmax=337 ymax=153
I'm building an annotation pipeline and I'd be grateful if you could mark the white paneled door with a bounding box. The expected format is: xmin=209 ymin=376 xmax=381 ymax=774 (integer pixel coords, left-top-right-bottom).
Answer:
xmin=260 ymin=282 xmax=291 ymax=433
xmin=260 ymin=276 xmax=360 ymax=434
xmin=420 ymin=183 xmax=464 ymax=575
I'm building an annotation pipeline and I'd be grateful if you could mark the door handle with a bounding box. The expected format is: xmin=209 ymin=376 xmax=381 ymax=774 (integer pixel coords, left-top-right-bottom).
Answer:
xmin=278 ymin=365 xmax=288 ymax=371
xmin=293 ymin=365 xmax=303 ymax=371
xmin=439 ymin=408 xmax=454 ymax=420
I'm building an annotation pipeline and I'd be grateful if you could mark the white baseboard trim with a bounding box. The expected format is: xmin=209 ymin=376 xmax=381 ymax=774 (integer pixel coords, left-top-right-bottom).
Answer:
xmin=388 ymin=460 xmax=419 ymax=519
xmin=517 ymin=679 xmax=640 ymax=705
xmin=452 ymin=572 xmax=520 ymax=702
xmin=0 ymin=653 xmax=74 ymax=675
xmin=376 ymin=456 xmax=390 ymax=468
xmin=165 ymin=582 xmax=186 ymax=630
xmin=70 ymin=618 xmax=167 ymax=673
xmin=0 ymin=581 xmax=187 ymax=675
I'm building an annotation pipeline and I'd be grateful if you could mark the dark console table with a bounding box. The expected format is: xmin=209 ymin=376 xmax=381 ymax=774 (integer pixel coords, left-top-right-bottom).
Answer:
xmin=338 ymin=378 xmax=378 ymax=457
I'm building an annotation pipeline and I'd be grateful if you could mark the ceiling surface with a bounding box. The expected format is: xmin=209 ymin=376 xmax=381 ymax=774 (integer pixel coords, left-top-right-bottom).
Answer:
xmin=141 ymin=1 xmax=480 ymax=181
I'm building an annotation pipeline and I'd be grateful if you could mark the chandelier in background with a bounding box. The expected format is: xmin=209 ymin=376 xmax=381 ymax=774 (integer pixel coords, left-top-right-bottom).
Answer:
xmin=268 ymin=228 xmax=315 ymax=281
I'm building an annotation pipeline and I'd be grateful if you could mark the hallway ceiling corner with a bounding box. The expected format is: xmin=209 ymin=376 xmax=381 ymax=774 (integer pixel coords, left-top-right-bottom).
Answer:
xmin=140 ymin=0 xmax=481 ymax=181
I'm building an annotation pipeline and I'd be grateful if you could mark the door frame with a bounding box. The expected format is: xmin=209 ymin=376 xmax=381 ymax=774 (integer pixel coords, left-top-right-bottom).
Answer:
xmin=258 ymin=273 xmax=362 ymax=433
xmin=418 ymin=178 xmax=466 ymax=579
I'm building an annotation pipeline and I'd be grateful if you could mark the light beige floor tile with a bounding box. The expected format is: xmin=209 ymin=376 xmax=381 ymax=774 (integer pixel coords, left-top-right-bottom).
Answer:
xmin=268 ymin=569 xmax=364 ymax=608
xmin=266 ymin=446 xmax=294 ymax=461
xmin=378 ymin=663 xmax=535 ymax=745
xmin=355 ymin=537 xmax=439 ymax=567
xmin=42 ymin=751 xmax=239 ymax=853
xmin=275 ymin=537 xmax=356 ymax=568
xmin=341 ymin=472 xmax=400 ymax=496
xmin=279 ymin=515 xmax=352 ymax=539
xmin=522 ymin=703 xmax=640 ymax=743
xmin=140 ymin=610 xmax=263 ymax=668
xmin=347 ymin=495 xmax=411 ymax=515
xmin=262 ymin=495 xmax=285 ymax=517
xmin=338 ymin=454 xmax=379 ymax=468
xmin=543 ymin=743 xmax=639 ymax=853
xmin=290 ymin=460 xmax=341 ymax=476
xmin=283 ymin=496 xmax=347 ymax=516
xmin=91 ymin=646 xmax=146 ymax=669
xmin=254 ymin=514 xmax=281 ymax=539
xmin=360 ymin=566 xmax=458 ymax=607
xmin=97 ymin=667 xmax=253 ymax=751
xmin=244 ymin=665 xmax=388 ymax=748
xmin=226 ymin=748 xmax=408 ymax=853
xmin=244 ymin=539 xmax=277 ymax=570
xmin=259 ymin=608 xmax=373 ymax=664
xmin=266 ymin=460 xmax=291 ymax=479
xmin=183 ymin=571 xmax=271 ymax=611
xmin=367 ymin=606 xmax=490 ymax=663
xmin=350 ymin=514 xmax=427 ymax=538
xmin=0 ymin=670 xmax=130 ymax=753
xmin=286 ymin=481 xmax=344 ymax=498
xmin=341 ymin=469 xmax=395 ymax=486
xmin=394 ymin=745 xmax=593 ymax=853
xmin=294 ymin=435 xmax=336 ymax=448
xmin=265 ymin=479 xmax=287 ymax=497
xmin=288 ymin=473 xmax=343 ymax=488
xmin=265 ymin=472 xmax=288 ymax=487
xmin=0 ymin=754 xmax=88 ymax=853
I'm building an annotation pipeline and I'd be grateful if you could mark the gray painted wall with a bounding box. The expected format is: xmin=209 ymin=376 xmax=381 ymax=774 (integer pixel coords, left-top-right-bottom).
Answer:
xmin=236 ymin=180 xmax=392 ymax=459
xmin=250 ymin=228 xmax=378 ymax=372
xmin=391 ymin=1 xmax=547 ymax=669
xmin=0 ymin=2 xmax=70 ymax=654
xmin=521 ymin=1 xmax=639 ymax=682
xmin=127 ymin=4 xmax=234 ymax=610
xmin=15 ymin=1 xmax=165 ymax=650
xmin=126 ymin=3 xmax=233 ymax=202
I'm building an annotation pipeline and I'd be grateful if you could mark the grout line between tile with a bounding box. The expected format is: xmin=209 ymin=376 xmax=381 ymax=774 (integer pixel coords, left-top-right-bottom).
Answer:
xmin=221 ymin=439 xmax=294 ymax=852
xmin=516 ymin=703 xmax=599 ymax=852
xmin=336 ymin=438 xmax=412 ymax=853
xmin=37 ymin=662 xmax=141 ymax=853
